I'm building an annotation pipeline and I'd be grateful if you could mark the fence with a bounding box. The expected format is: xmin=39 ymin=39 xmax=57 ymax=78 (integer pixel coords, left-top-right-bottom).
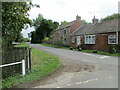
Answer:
xmin=1 ymin=47 xmax=31 ymax=78
xmin=0 ymin=59 xmax=25 ymax=76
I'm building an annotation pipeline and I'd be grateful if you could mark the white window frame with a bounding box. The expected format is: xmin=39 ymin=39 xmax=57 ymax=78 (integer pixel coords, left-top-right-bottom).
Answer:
xmin=85 ymin=35 xmax=95 ymax=44
xmin=108 ymin=35 xmax=116 ymax=44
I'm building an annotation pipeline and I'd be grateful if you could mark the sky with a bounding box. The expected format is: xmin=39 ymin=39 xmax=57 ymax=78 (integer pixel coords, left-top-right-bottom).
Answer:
xmin=22 ymin=0 xmax=119 ymax=38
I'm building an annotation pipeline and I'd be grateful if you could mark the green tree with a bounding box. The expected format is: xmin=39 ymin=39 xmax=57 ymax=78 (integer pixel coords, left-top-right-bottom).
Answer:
xmin=61 ymin=21 xmax=68 ymax=25
xmin=81 ymin=19 xmax=90 ymax=24
xmin=15 ymin=33 xmax=24 ymax=42
xmin=31 ymin=15 xmax=59 ymax=43
xmin=2 ymin=2 xmax=39 ymax=48
xmin=101 ymin=13 xmax=120 ymax=22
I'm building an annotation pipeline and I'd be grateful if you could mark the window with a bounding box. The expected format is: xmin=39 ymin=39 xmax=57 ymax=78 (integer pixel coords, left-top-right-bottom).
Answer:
xmin=85 ymin=35 xmax=95 ymax=44
xmin=64 ymin=29 xmax=67 ymax=34
xmin=72 ymin=37 xmax=76 ymax=43
xmin=108 ymin=35 xmax=116 ymax=44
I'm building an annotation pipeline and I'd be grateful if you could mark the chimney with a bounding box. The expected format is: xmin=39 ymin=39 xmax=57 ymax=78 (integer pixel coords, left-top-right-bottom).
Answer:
xmin=76 ymin=15 xmax=81 ymax=22
xmin=92 ymin=16 xmax=98 ymax=25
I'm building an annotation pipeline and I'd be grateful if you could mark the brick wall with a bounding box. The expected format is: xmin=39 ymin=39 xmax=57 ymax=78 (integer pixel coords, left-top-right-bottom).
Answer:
xmin=70 ymin=36 xmax=76 ymax=48
xmin=84 ymin=32 xmax=116 ymax=51
xmin=71 ymin=16 xmax=81 ymax=33
xmin=71 ymin=32 xmax=117 ymax=51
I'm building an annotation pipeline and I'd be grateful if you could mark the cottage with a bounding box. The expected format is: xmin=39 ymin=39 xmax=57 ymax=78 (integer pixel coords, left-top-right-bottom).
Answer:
xmin=50 ymin=15 xmax=82 ymax=46
xmin=71 ymin=17 xmax=120 ymax=51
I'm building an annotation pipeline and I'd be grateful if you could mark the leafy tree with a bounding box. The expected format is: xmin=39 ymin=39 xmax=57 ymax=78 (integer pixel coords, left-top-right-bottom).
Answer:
xmin=101 ymin=13 xmax=120 ymax=22
xmin=61 ymin=21 xmax=68 ymax=25
xmin=15 ymin=33 xmax=24 ymax=42
xmin=32 ymin=14 xmax=44 ymax=29
xmin=2 ymin=2 xmax=39 ymax=48
xmin=23 ymin=38 xmax=30 ymax=42
xmin=30 ymin=15 xmax=59 ymax=43
xmin=81 ymin=19 xmax=90 ymax=24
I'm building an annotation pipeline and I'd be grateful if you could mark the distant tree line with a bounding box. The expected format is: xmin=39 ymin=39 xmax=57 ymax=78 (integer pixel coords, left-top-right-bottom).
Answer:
xmin=101 ymin=13 xmax=120 ymax=22
xmin=29 ymin=14 xmax=59 ymax=43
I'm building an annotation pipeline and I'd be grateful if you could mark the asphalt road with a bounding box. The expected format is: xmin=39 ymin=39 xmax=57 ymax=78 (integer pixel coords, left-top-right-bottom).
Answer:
xmin=30 ymin=44 xmax=118 ymax=88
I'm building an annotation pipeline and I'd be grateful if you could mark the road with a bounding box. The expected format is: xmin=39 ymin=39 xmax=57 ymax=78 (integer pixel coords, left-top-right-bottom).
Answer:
xmin=30 ymin=44 xmax=118 ymax=88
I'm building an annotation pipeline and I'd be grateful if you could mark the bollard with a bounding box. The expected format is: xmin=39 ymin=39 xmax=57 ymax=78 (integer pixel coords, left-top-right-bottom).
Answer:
xmin=22 ymin=59 xmax=25 ymax=76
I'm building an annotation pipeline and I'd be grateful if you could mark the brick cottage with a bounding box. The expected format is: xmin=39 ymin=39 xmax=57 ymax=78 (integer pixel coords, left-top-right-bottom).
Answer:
xmin=71 ymin=16 xmax=120 ymax=51
xmin=50 ymin=15 xmax=82 ymax=46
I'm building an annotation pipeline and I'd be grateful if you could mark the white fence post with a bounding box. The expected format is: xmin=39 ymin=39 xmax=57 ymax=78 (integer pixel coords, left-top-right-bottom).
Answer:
xmin=22 ymin=59 xmax=25 ymax=76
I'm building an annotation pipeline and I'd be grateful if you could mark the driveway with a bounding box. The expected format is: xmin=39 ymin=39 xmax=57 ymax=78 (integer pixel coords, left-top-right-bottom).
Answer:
xmin=30 ymin=44 xmax=118 ymax=88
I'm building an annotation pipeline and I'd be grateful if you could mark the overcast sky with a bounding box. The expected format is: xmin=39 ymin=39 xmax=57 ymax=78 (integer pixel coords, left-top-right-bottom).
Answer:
xmin=22 ymin=0 xmax=119 ymax=38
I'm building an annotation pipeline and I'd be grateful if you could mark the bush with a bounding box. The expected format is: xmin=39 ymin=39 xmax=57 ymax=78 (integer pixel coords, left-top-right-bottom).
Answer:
xmin=93 ymin=50 xmax=97 ymax=53
xmin=70 ymin=47 xmax=73 ymax=50
xmin=77 ymin=43 xmax=85 ymax=51
xmin=55 ymin=39 xmax=64 ymax=47
xmin=78 ymin=48 xmax=82 ymax=51
xmin=108 ymin=45 xmax=116 ymax=53
xmin=115 ymin=44 xmax=120 ymax=53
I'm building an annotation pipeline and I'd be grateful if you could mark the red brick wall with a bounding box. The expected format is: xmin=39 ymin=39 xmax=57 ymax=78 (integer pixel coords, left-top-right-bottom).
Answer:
xmin=70 ymin=17 xmax=81 ymax=33
xmin=70 ymin=16 xmax=81 ymax=47
xmin=70 ymin=36 xmax=76 ymax=48
xmin=71 ymin=32 xmax=117 ymax=51
xmin=84 ymin=32 xmax=116 ymax=51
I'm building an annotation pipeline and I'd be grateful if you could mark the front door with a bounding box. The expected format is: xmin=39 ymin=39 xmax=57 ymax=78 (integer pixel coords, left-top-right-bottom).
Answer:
xmin=77 ymin=36 xmax=81 ymax=45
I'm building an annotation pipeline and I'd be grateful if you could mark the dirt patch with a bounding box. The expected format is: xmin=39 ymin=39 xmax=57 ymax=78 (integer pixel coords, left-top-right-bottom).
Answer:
xmin=13 ymin=63 xmax=95 ymax=88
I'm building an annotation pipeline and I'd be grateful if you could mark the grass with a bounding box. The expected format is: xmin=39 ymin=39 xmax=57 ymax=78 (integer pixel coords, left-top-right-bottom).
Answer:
xmin=74 ymin=49 xmax=120 ymax=57
xmin=2 ymin=43 xmax=61 ymax=88
xmin=39 ymin=43 xmax=120 ymax=57
xmin=14 ymin=43 xmax=30 ymax=47
xmin=39 ymin=43 xmax=70 ymax=49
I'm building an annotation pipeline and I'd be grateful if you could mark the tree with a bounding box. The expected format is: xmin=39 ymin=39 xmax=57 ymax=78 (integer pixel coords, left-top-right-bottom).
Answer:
xmin=61 ymin=21 xmax=68 ymax=25
xmin=101 ymin=13 xmax=120 ymax=22
xmin=32 ymin=14 xmax=44 ymax=29
xmin=81 ymin=19 xmax=90 ymax=24
xmin=2 ymin=2 xmax=39 ymax=48
xmin=30 ymin=15 xmax=59 ymax=43
xmin=15 ymin=33 xmax=24 ymax=42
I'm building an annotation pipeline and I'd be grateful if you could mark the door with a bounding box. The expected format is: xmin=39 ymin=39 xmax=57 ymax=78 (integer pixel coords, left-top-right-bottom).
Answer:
xmin=77 ymin=36 xmax=81 ymax=45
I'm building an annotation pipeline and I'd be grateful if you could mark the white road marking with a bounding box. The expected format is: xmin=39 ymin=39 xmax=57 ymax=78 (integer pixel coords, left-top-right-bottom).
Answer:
xmin=99 ymin=56 xmax=110 ymax=59
xmin=57 ymin=87 xmax=61 ymax=88
xmin=76 ymin=82 xmax=82 ymax=84
xmin=75 ymin=77 xmax=112 ymax=85
xmin=83 ymin=53 xmax=110 ymax=59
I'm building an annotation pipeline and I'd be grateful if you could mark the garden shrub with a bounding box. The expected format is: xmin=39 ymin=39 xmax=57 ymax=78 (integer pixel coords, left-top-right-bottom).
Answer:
xmin=70 ymin=47 xmax=73 ymax=50
xmin=93 ymin=50 xmax=97 ymax=53
xmin=108 ymin=45 xmax=116 ymax=53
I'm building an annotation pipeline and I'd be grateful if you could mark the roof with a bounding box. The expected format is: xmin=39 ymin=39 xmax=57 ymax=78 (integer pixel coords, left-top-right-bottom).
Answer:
xmin=57 ymin=20 xmax=76 ymax=30
xmin=72 ymin=19 xmax=119 ymax=36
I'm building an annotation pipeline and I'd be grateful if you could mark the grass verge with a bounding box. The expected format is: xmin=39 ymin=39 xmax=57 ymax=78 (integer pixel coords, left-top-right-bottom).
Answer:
xmin=74 ymin=49 xmax=120 ymax=57
xmin=39 ymin=43 xmax=120 ymax=57
xmin=39 ymin=43 xmax=70 ymax=49
xmin=2 ymin=43 xmax=61 ymax=88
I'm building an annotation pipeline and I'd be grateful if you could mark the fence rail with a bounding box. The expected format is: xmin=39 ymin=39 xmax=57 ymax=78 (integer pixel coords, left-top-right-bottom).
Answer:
xmin=2 ymin=47 xmax=31 ymax=78
xmin=0 ymin=59 xmax=26 ymax=76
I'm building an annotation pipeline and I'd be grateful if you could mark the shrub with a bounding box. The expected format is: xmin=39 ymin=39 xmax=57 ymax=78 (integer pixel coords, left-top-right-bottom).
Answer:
xmin=78 ymin=48 xmax=82 ymax=51
xmin=115 ymin=44 xmax=120 ymax=53
xmin=93 ymin=50 xmax=97 ymax=53
xmin=70 ymin=47 xmax=73 ymax=50
xmin=55 ymin=39 xmax=64 ymax=47
xmin=77 ymin=43 xmax=85 ymax=50
xmin=108 ymin=45 xmax=116 ymax=53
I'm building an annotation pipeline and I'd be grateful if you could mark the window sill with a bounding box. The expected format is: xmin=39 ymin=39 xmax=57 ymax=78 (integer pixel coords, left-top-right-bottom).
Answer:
xmin=85 ymin=43 xmax=95 ymax=45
